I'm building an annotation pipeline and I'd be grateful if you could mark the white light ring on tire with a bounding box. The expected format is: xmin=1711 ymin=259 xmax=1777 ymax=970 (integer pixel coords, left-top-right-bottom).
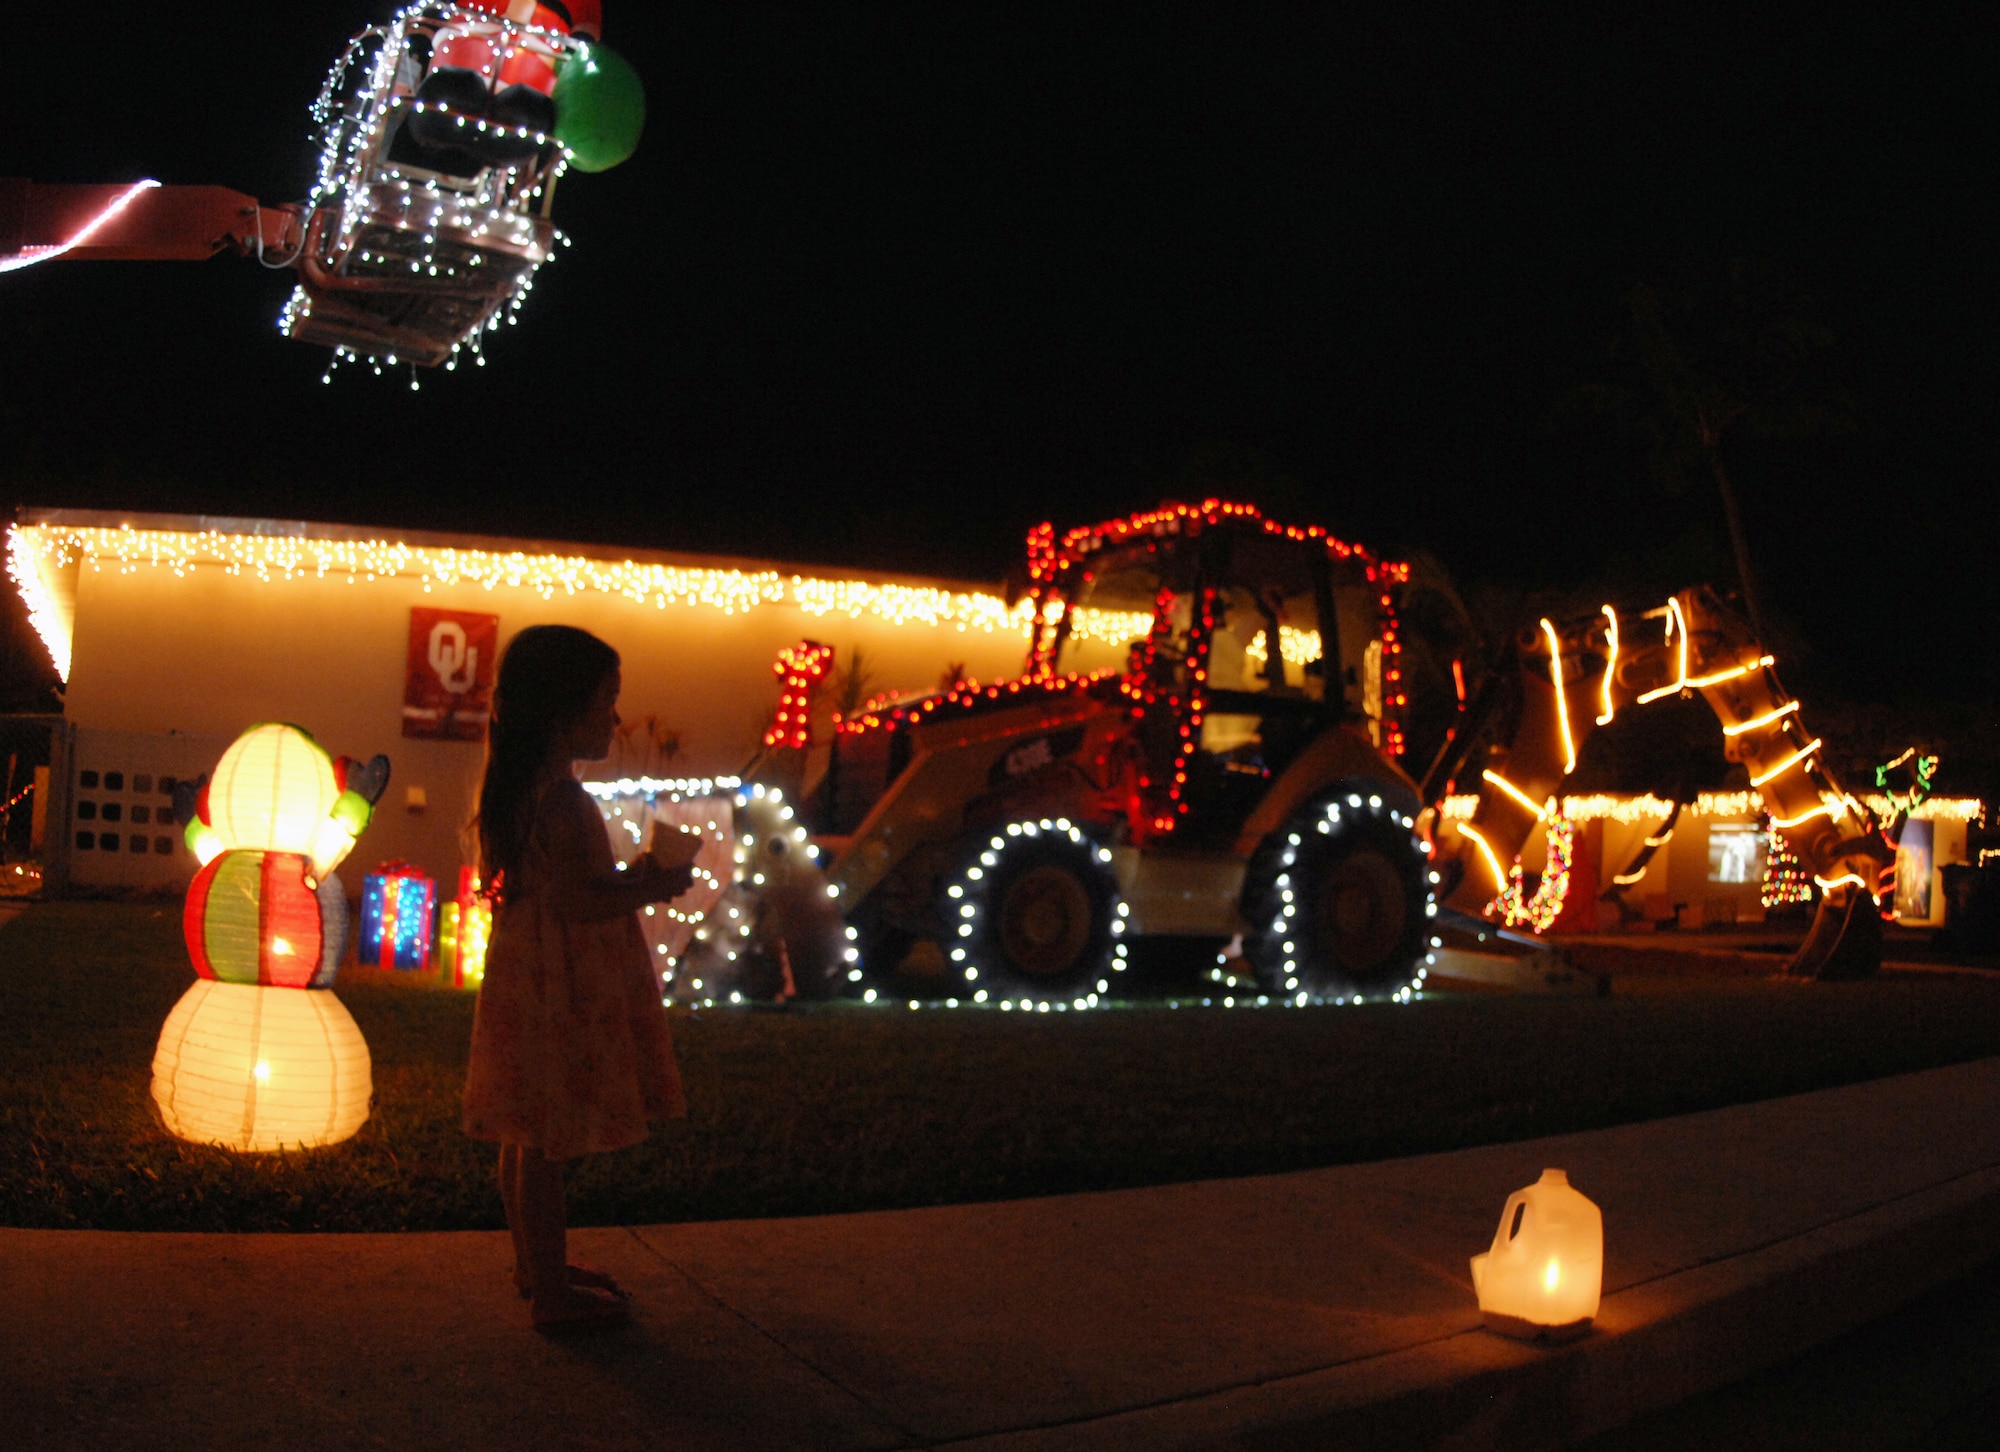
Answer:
xmin=942 ymin=817 xmax=1122 ymax=1007
xmin=1258 ymin=791 xmax=1432 ymax=1004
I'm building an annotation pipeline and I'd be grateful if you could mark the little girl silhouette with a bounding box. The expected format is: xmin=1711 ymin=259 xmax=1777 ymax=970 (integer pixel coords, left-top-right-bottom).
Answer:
xmin=463 ymin=625 xmax=693 ymax=1329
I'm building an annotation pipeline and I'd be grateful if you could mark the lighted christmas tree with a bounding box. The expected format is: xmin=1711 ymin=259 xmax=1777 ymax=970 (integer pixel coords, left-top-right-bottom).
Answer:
xmin=1761 ymin=812 xmax=1814 ymax=910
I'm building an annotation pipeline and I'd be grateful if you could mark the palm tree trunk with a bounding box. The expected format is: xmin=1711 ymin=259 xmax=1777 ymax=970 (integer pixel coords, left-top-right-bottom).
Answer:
xmin=1704 ymin=435 xmax=1767 ymax=640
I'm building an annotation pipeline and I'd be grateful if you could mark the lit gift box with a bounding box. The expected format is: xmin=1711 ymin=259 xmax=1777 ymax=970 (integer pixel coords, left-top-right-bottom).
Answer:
xmin=1470 ymin=1168 xmax=1603 ymax=1342
xmin=437 ymin=865 xmax=492 ymax=990
xmin=360 ymin=862 xmax=437 ymax=972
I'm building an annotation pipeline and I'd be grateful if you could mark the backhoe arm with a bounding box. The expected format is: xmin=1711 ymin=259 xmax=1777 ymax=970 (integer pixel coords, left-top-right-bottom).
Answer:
xmin=1438 ymin=586 xmax=1892 ymax=975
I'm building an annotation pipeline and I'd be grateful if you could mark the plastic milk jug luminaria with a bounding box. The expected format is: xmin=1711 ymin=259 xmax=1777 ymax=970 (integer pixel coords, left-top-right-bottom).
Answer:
xmin=150 ymin=724 xmax=388 ymax=1153
xmin=1470 ymin=1169 xmax=1603 ymax=1341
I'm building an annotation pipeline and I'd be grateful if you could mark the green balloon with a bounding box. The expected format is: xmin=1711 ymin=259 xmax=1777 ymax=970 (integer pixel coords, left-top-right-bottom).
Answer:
xmin=554 ymin=44 xmax=646 ymax=173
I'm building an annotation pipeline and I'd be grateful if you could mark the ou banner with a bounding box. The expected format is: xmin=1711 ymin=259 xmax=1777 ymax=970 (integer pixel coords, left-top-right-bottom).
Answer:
xmin=403 ymin=608 xmax=498 ymax=741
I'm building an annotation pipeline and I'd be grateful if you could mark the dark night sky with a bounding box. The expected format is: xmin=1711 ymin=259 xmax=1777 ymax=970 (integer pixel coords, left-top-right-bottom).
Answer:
xmin=3 ymin=5 xmax=1993 ymax=713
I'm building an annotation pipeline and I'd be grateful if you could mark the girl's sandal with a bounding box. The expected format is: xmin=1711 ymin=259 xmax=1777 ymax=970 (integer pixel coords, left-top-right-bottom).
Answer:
xmin=531 ymin=1285 xmax=629 ymax=1332
xmin=514 ymin=1263 xmax=632 ymax=1300
xmin=568 ymin=1264 xmax=632 ymax=1300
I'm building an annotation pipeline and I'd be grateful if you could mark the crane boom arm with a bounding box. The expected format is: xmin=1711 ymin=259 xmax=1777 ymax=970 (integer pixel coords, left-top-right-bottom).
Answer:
xmin=0 ymin=179 xmax=303 ymax=268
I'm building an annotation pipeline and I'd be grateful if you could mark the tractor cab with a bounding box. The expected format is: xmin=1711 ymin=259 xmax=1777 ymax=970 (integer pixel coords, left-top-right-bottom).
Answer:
xmin=1039 ymin=516 xmax=1399 ymax=848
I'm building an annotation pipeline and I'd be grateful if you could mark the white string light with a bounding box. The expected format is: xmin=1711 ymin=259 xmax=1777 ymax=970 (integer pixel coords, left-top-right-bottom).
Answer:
xmin=1265 ymin=794 xmax=1429 ymax=1003
xmin=6 ymin=521 xmax=1166 ymax=685
xmin=939 ymin=817 xmax=1125 ymax=1008
xmin=284 ymin=5 xmax=590 ymax=371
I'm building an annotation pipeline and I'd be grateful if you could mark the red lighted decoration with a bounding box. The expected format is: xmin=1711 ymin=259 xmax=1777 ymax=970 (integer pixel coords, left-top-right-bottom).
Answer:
xmin=764 ymin=640 xmax=834 ymax=749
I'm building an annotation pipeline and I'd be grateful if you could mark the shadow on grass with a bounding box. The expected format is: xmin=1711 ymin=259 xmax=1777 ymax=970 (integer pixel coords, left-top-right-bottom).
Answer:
xmin=6 ymin=901 xmax=2000 ymax=1232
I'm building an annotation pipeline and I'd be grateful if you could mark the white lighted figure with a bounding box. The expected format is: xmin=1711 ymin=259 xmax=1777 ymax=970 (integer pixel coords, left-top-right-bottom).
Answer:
xmin=151 ymin=724 xmax=389 ymax=1153
xmin=1470 ymin=1168 xmax=1603 ymax=1341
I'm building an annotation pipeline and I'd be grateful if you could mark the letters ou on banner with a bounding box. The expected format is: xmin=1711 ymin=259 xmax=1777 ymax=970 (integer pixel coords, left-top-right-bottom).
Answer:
xmin=403 ymin=608 xmax=499 ymax=741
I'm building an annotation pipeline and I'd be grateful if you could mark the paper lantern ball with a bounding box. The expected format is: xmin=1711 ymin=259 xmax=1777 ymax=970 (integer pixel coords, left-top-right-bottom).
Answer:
xmin=1470 ymin=1168 xmax=1604 ymax=1340
xmin=553 ymin=43 xmax=645 ymax=172
xmin=151 ymin=979 xmax=373 ymax=1152
xmin=208 ymin=724 xmax=340 ymax=854
xmin=184 ymin=850 xmax=346 ymax=989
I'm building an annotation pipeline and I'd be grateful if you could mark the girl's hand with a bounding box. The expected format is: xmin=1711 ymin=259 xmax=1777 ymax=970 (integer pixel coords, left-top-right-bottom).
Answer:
xmin=626 ymin=855 xmax=695 ymax=903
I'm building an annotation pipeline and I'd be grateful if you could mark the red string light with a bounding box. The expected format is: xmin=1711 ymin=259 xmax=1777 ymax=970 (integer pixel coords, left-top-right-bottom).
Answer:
xmin=836 ymin=502 xmax=1409 ymax=782
xmin=764 ymin=640 xmax=834 ymax=749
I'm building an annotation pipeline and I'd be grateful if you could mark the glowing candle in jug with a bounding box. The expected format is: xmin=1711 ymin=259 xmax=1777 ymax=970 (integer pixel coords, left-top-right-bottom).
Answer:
xmin=1469 ymin=1168 xmax=1602 ymax=1341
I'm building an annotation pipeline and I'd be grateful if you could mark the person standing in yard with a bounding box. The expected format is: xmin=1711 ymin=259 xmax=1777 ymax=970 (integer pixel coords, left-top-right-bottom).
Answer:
xmin=463 ymin=625 xmax=694 ymax=1330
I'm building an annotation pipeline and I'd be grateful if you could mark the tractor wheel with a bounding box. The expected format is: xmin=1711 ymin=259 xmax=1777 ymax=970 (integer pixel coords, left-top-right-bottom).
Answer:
xmin=1242 ymin=786 xmax=1432 ymax=1001
xmin=943 ymin=819 xmax=1126 ymax=1003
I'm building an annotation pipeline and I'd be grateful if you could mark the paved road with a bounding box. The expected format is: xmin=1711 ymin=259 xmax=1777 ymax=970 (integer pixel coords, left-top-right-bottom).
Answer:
xmin=1582 ymin=1256 xmax=2000 ymax=1450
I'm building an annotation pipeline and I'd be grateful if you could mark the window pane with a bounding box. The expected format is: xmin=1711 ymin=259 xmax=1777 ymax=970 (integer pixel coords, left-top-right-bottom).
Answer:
xmin=1060 ymin=549 xmax=1164 ymax=678
xmin=1211 ymin=536 xmax=1326 ymax=701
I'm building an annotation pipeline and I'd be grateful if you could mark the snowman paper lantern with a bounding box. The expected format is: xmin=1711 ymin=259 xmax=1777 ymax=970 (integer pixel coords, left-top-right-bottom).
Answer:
xmin=151 ymin=725 xmax=389 ymax=1153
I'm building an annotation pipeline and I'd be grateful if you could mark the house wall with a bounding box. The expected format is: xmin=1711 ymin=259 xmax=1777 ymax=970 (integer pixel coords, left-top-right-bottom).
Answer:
xmin=58 ymin=552 xmax=1029 ymax=884
xmin=1470 ymin=802 xmax=1975 ymax=929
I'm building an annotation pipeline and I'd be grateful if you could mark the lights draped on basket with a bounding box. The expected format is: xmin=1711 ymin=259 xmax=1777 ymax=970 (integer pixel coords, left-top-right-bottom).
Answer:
xmin=1470 ymin=1169 xmax=1604 ymax=1341
xmin=151 ymin=723 xmax=389 ymax=1153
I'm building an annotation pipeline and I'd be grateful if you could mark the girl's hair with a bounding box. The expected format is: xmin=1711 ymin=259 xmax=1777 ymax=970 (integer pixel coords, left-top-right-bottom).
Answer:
xmin=474 ymin=625 xmax=620 ymax=891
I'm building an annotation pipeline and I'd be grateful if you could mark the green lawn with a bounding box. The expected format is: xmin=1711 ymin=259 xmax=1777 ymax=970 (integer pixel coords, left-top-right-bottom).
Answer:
xmin=5 ymin=901 xmax=2000 ymax=1233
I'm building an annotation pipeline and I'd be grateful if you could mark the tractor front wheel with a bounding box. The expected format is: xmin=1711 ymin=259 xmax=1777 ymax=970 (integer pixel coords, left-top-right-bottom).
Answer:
xmin=944 ymin=820 xmax=1124 ymax=1003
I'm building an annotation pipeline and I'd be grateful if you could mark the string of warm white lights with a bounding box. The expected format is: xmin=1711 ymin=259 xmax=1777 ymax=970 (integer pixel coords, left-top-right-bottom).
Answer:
xmin=1243 ymin=624 xmax=1325 ymax=669
xmin=582 ymin=775 xmax=744 ymax=801
xmin=1267 ymin=792 xmax=1431 ymax=1004
xmin=6 ymin=528 xmax=72 ymax=682
xmin=7 ymin=523 xmax=1160 ymax=684
xmin=1440 ymin=791 xmax=1983 ymax=824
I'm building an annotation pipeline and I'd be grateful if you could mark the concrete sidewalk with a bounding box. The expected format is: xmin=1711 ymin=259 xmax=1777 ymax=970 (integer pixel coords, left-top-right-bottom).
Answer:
xmin=10 ymin=1058 xmax=2000 ymax=1451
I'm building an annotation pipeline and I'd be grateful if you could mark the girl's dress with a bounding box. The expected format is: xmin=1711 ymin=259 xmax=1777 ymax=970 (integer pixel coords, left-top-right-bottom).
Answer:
xmin=464 ymin=777 xmax=686 ymax=1158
